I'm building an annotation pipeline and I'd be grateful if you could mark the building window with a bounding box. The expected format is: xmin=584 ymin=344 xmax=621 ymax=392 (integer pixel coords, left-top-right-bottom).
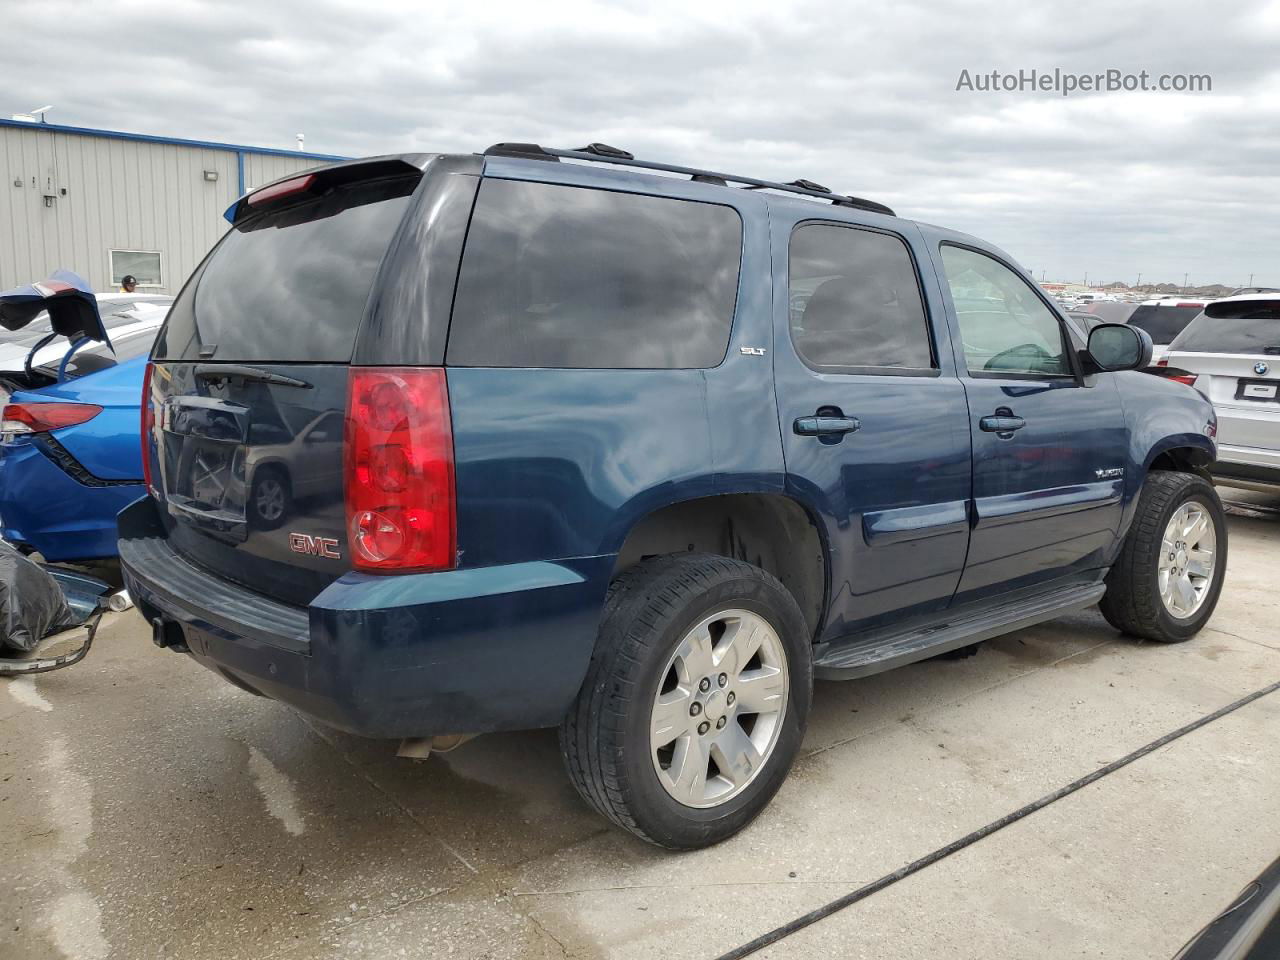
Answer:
xmin=109 ymin=250 xmax=163 ymax=288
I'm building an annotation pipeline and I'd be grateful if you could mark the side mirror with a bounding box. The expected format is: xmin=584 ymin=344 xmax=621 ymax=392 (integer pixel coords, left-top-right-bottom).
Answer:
xmin=1085 ymin=323 xmax=1152 ymax=372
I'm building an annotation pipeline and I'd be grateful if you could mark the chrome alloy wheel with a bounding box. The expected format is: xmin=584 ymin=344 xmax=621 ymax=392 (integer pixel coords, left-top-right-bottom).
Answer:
xmin=1158 ymin=501 xmax=1217 ymax=619
xmin=649 ymin=609 xmax=789 ymax=809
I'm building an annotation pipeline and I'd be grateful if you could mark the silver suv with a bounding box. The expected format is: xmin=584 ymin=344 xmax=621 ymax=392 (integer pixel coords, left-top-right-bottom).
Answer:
xmin=1165 ymin=293 xmax=1280 ymax=492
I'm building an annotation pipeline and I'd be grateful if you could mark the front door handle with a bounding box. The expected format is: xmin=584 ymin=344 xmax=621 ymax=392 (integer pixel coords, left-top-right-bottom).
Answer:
xmin=794 ymin=415 xmax=861 ymax=437
xmin=979 ymin=410 xmax=1026 ymax=435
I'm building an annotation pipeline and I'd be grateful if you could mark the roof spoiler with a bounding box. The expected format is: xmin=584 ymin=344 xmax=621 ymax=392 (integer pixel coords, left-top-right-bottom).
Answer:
xmin=1205 ymin=296 xmax=1280 ymax=319
xmin=223 ymin=155 xmax=432 ymax=225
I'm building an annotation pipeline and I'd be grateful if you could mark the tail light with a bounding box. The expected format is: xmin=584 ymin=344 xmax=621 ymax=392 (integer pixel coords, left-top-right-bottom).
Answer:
xmin=141 ymin=361 xmax=156 ymax=493
xmin=2 ymin=402 xmax=102 ymax=436
xmin=345 ymin=367 xmax=455 ymax=572
xmin=1155 ymin=359 xmax=1169 ymax=367
xmin=1170 ymin=373 xmax=1198 ymax=387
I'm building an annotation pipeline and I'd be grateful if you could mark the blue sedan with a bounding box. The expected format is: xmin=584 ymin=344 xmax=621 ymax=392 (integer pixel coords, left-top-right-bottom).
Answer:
xmin=0 ymin=275 xmax=164 ymax=562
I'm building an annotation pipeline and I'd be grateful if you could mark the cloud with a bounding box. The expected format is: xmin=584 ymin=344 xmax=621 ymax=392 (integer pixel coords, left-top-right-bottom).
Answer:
xmin=5 ymin=0 xmax=1277 ymax=285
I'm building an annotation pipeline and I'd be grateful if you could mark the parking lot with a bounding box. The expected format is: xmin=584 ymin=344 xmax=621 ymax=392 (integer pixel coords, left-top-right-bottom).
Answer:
xmin=2 ymin=492 xmax=1277 ymax=960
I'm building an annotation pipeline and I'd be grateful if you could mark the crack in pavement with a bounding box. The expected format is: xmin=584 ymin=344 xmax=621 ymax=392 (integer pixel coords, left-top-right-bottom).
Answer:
xmin=1205 ymin=626 xmax=1280 ymax=654
xmin=293 ymin=712 xmax=481 ymax=876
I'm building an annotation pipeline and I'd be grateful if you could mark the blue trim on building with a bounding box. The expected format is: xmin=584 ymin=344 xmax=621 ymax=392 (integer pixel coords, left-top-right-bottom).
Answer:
xmin=0 ymin=118 xmax=349 ymax=162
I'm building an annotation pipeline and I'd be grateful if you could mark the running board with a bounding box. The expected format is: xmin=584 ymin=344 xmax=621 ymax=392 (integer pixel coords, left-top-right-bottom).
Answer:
xmin=813 ymin=582 xmax=1106 ymax=680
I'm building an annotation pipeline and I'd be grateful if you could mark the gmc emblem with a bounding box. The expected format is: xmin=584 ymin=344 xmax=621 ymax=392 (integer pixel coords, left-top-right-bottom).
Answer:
xmin=288 ymin=533 xmax=341 ymax=559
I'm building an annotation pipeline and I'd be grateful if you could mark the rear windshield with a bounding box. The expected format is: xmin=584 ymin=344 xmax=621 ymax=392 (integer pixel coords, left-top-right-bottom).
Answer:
xmin=153 ymin=176 xmax=417 ymax=362
xmin=1169 ymin=304 xmax=1280 ymax=355
xmin=447 ymin=179 xmax=742 ymax=369
xmin=1127 ymin=305 xmax=1203 ymax=344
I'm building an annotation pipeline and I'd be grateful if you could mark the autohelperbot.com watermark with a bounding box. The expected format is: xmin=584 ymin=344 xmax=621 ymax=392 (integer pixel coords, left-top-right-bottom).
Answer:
xmin=955 ymin=68 xmax=1212 ymax=96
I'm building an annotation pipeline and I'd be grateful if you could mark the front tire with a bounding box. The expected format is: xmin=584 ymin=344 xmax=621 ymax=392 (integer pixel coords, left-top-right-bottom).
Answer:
xmin=560 ymin=554 xmax=812 ymax=849
xmin=1100 ymin=471 xmax=1227 ymax=642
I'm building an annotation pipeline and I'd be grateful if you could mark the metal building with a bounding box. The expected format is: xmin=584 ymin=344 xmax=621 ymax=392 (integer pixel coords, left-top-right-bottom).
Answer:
xmin=0 ymin=119 xmax=347 ymax=294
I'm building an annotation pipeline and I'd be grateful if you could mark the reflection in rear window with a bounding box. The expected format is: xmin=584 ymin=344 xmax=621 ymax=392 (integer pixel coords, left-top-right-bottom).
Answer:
xmin=154 ymin=177 xmax=417 ymax=362
xmin=1127 ymin=305 xmax=1203 ymax=344
xmin=1170 ymin=303 xmax=1280 ymax=354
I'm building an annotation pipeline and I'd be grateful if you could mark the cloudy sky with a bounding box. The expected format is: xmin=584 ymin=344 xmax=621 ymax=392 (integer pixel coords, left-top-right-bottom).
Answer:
xmin=7 ymin=0 xmax=1278 ymax=286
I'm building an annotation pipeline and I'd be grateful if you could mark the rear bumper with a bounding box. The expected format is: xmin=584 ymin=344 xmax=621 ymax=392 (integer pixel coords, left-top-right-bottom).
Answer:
xmin=0 ymin=438 xmax=142 ymax=561
xmin=118 ymin=497 xmax=613 ymax=738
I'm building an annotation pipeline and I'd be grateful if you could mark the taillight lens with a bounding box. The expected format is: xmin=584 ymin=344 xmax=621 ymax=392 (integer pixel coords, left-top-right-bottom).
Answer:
xmin=141 ymin=361 xmax=156 ymax=493
xmin=345 ymin=367 xmax=455 ymax=572
xmin=1170 ymin=374 xmax=1199 ymax=387
xmin=2 ymin=402 xmax=102 ymax=436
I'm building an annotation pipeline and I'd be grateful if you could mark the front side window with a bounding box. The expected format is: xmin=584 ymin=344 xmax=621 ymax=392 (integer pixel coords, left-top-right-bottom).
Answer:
xmin=110 ymin=250 xmax=162 ymax=287
xmin=447 ymin=179 xmax=742 ymax=369
xmin=788 ymin=223 xmax=933 ymax=372
xmin=940 ymin=245 xmax=1070 ymax=377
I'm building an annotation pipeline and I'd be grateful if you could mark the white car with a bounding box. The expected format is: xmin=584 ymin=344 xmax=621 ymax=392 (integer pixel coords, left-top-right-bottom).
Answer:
xmin=1164 ymin=293 xmax=1280 ymax=492
xmin=0 ymin=293 xmax=171 ymax=374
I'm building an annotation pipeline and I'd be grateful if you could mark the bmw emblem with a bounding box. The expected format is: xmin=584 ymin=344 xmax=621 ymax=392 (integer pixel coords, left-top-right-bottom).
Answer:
xmin=1256 ymin=361 xmax=1270 ymax=376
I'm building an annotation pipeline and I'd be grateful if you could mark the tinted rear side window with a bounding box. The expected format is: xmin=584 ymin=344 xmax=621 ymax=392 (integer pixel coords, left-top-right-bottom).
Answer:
xmin=789 ymin=223 xmax=933 ymax=372
xmin=1170 ymin=303 xmax=1280 ymax=354
xmin=1127 ymin=305 xmax=1203 ymax=344
xmin=154 ymin=176 xmax=418 ymax=362
xmin=447 ymin=179 xmax=742 ymax=369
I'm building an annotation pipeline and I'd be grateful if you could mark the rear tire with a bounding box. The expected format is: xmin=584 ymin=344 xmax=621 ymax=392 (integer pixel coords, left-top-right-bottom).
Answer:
xmin=560 ymin=554 xmax=812 ymax=849
xmin=1100 ymin=471 xmax=1226 ymax=642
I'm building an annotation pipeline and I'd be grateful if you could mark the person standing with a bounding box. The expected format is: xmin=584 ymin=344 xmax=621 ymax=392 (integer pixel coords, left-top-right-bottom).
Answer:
xmin=118 ymin=275 xmax=137 ymax=294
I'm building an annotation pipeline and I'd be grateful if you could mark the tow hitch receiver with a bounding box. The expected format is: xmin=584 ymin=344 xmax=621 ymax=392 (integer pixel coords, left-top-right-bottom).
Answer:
xmin=151 ymin=617 xmax=189 ymax=652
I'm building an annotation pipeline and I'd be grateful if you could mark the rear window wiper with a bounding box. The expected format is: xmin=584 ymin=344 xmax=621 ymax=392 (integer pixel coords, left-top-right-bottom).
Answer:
xmin=193 ymin=364 xmax=312 ymax=389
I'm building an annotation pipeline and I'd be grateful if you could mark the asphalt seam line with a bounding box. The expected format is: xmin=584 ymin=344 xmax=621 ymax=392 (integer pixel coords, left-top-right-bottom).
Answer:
xmin=711 ymin=677 xmax=1280 ymax=960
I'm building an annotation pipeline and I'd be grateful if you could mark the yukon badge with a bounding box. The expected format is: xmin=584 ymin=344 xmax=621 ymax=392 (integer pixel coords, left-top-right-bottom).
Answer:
xmin=1095 ymin=467 xmax=1124 ymax=480
xmin=289 ymin=533 xmax=341 ymax=559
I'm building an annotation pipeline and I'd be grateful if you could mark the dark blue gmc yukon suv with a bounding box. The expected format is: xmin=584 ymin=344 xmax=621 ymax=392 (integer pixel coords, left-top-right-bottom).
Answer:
xmin=120 ymin=143 xmax=1226 ymax=849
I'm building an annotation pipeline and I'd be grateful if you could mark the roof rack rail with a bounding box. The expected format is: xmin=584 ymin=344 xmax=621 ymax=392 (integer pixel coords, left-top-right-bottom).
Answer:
xmin=480 ymin=142 xmax=895 ymax=217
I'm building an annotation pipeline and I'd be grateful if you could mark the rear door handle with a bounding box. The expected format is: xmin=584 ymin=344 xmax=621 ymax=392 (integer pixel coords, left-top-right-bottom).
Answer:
xmin=794 ymin=415 xmax=861 ymax=437
xmin=979 ymin=413 xmax=1026 ymax=434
